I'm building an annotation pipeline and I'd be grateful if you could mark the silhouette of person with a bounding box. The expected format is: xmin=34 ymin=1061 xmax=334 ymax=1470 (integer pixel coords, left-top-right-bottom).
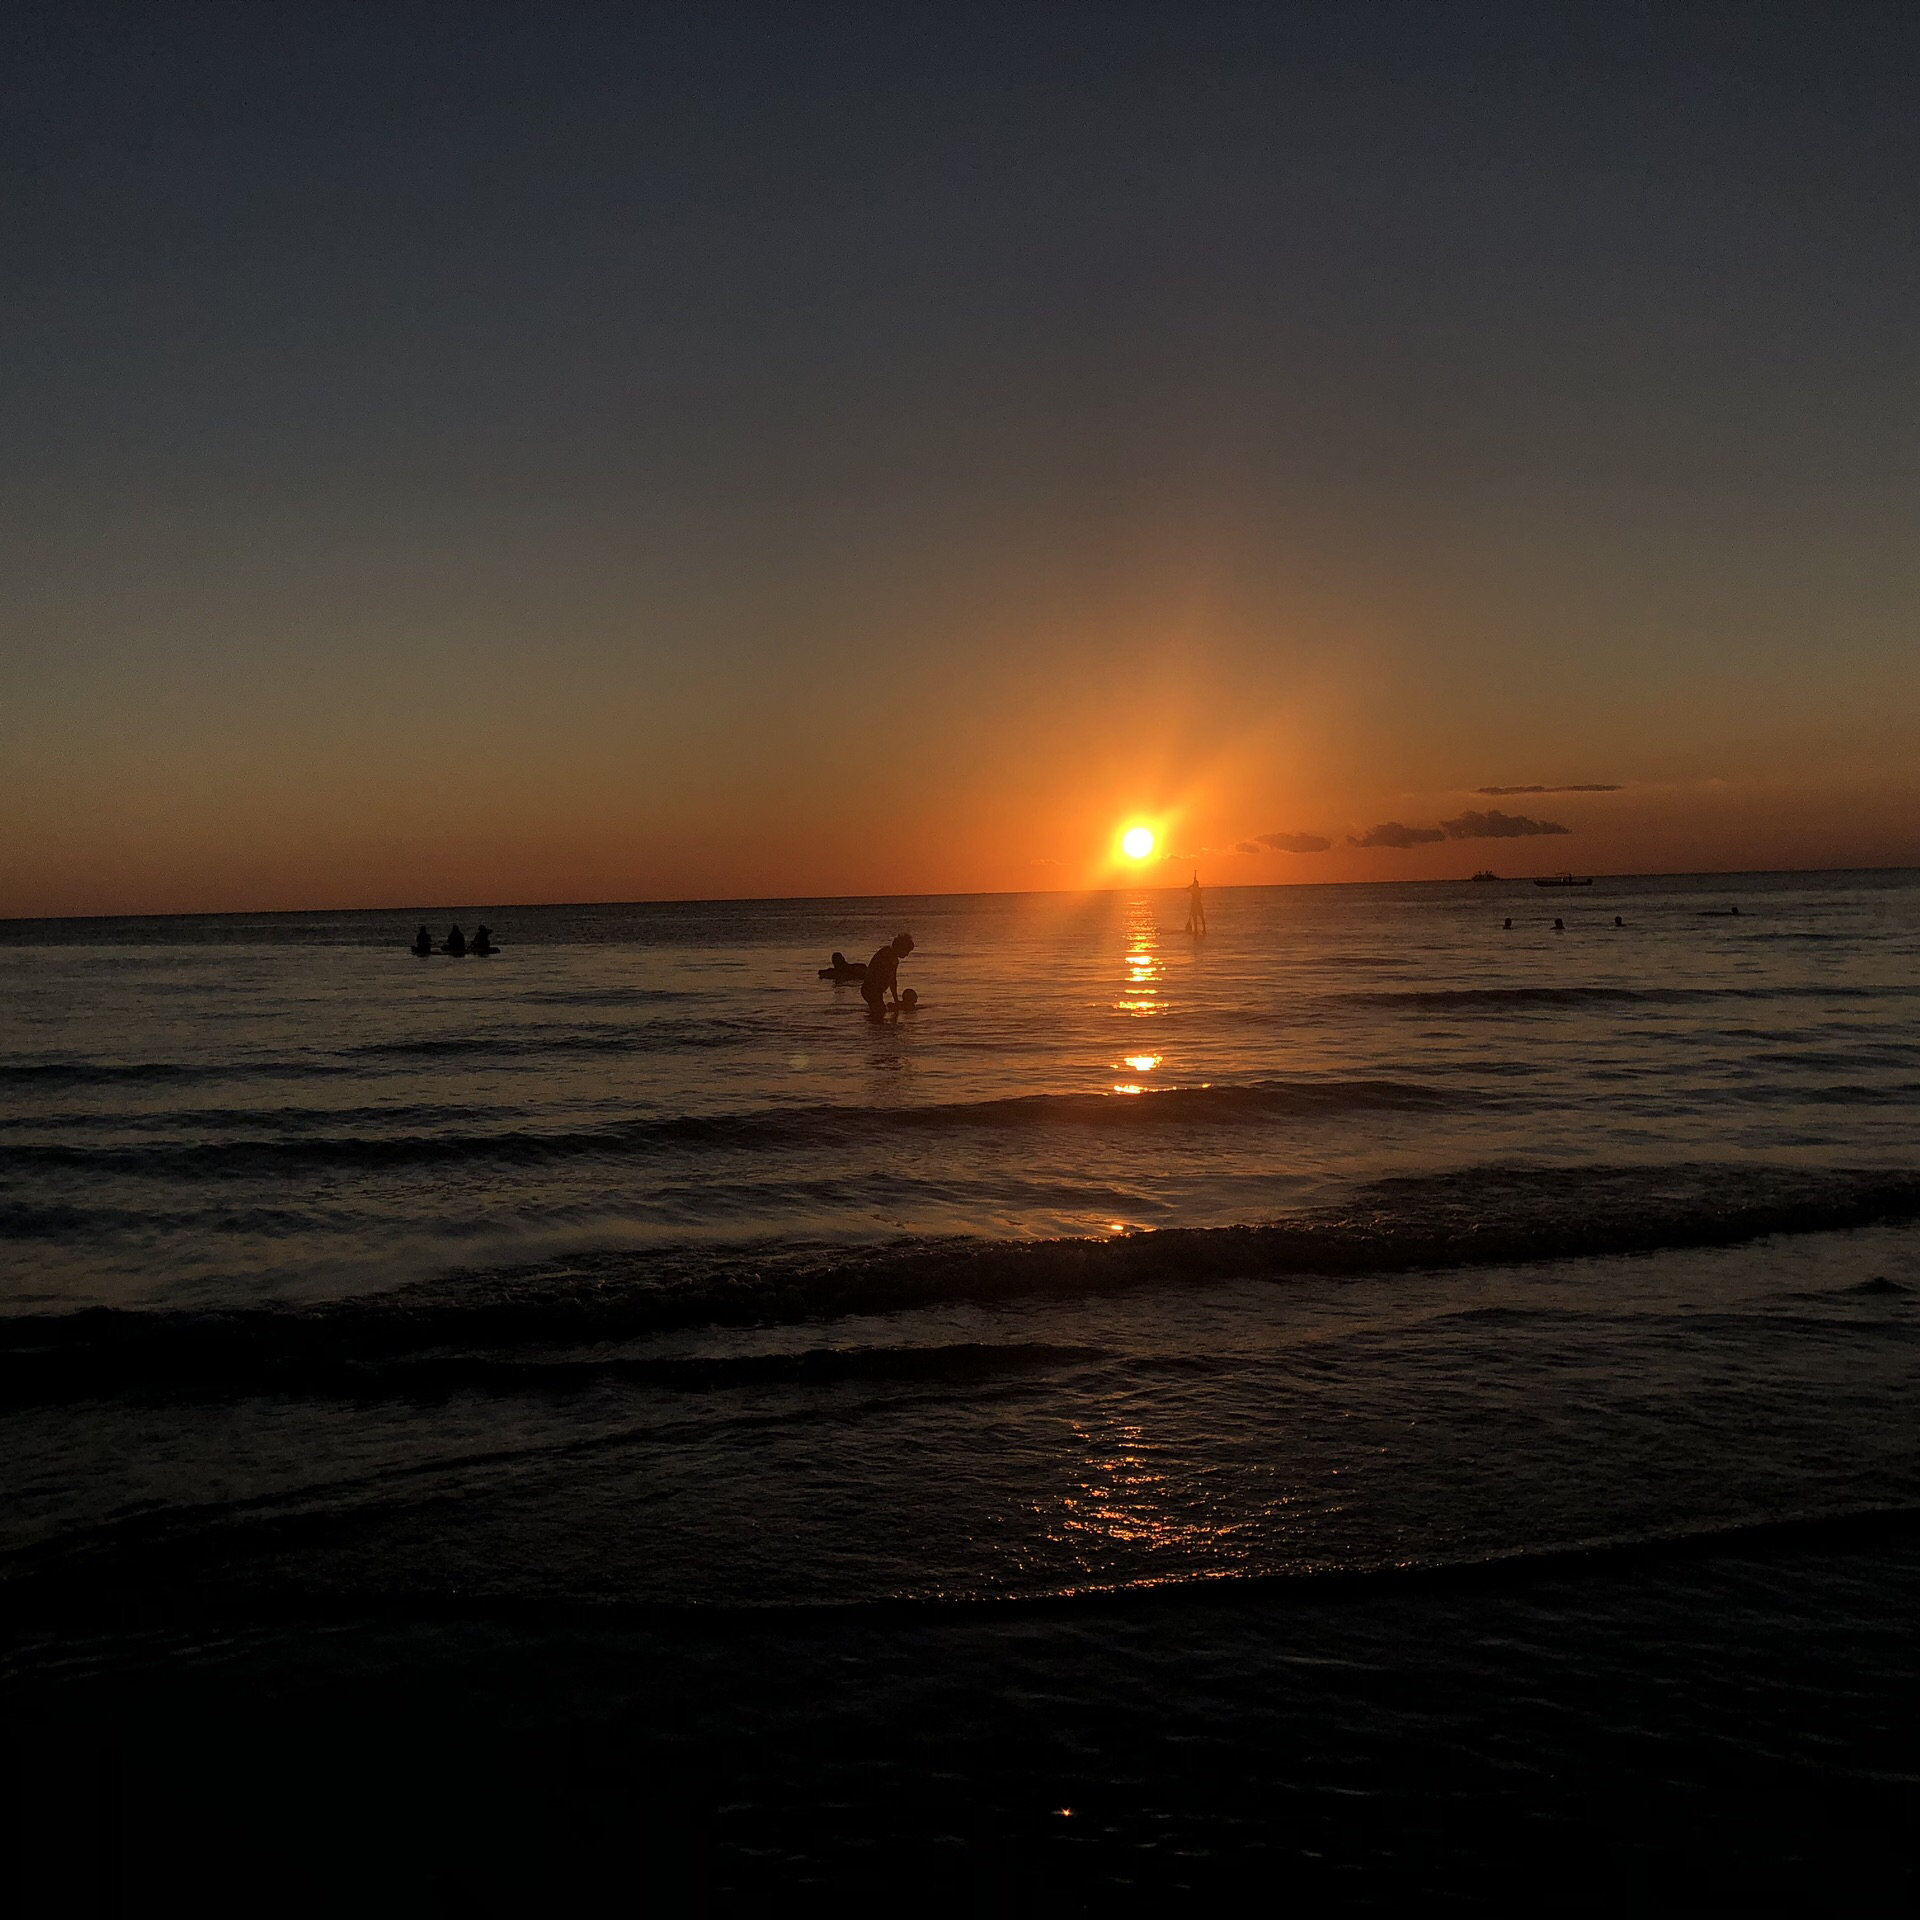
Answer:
xmin=1502 ymin=917 xmax=1512 ymax=930
xmin=1614 ymin=916 xmax=1624 ymax=927
xmin=1730 ymin=905 xmax=1740 ymax=915
xmin=861 ymin=933 xmax=915 ymax=1016
xmin=472 ymin=925 xmax=496 ymax=955
xmin=411 ymin=925 xmax=433 ymax=957
xmin=1552 ymin=917 xmax=1564 ymax=931
xmin=1185 ymin=871 xmax=1207 ymax=935
xmin=442 ymin=925 xmax=467 ymax=956
xmin=818 ymin=950 xmax=868 ymax=981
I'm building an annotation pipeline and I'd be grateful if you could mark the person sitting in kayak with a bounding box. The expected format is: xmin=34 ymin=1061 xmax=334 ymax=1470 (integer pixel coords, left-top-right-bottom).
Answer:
xmin=441 ymin=925 xmax=467 ymax=956
xmin=410 ymin=925 xmax=433 ymax=957
xmin=471 ymin=925 xmax=497 ymax=956
xmin=860 ymin=933 xmax=914 ymax=1015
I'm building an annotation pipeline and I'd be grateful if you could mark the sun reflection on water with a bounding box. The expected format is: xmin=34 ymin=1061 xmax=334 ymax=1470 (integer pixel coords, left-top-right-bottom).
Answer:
xmin=1051 ymin=1420 xmax=1249 ymax=1565
xmin=1116 ymin=895 xmax=1163 ymax=1017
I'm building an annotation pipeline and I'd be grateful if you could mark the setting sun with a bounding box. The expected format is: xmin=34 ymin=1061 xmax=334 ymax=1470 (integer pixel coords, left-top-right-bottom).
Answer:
xmin=1121 ymin=826 xmax=1155 ymax=860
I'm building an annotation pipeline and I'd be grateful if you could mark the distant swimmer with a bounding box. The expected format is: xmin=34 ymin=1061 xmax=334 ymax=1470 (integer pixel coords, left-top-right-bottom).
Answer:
xmin=1502 ymin=917 xmax=1512 ymax=930
xmin=1614 ymin=916 xmax=1624 ymax=927
xmin=442 ymin=925 xmax=467 ymax=957
xmin=471 ymin=925 xmax=497 ymax=956
xmin=1553 ymin=917 xmax=1565 ymax=931
xmin=818 ymin=950 xmax=868 ymax=982
xmin=1185 ymin=871 xmax=1207 ymax=935
xmin=861 ymin=932 xmax=915 ymax=1017
xmin=411 ymin=925 xmax=433 ymax=957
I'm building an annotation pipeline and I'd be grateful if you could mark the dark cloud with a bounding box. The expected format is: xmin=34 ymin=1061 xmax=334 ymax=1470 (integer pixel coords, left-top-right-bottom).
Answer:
xmin=1238 ymin=831 xmax=1332 ymax=854
xmin=1349 ymin=821 xmax=1447 ymax=848
xmin=1441 ymin=808 xmax=1570 ymax=839
xmin=1474 ymin=784 xmax=1622 ymax=795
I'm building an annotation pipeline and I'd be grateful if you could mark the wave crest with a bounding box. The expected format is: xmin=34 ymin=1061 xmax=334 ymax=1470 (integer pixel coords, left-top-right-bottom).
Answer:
xmin=4 ymin=1161 xmax=1914 ymax=1407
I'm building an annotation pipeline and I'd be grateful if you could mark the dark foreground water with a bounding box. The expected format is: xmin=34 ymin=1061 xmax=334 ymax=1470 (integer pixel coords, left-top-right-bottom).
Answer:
xmin=2 ymin=872 xmax=1917 ymax=1906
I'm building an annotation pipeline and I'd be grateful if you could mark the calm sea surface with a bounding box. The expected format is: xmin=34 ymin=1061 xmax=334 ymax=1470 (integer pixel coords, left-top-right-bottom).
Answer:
xmin=3 ymin=872 xmax=1917 ymax=1898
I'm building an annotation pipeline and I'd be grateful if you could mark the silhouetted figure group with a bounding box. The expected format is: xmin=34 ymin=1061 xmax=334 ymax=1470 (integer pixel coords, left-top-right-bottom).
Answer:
xmin=411 ymin=924 xmax=496 ymax=956
xmin=1501 ymin=913 xmax=1628 ymax=932
xmin=819 ymin=934 xmax=917 ymax=1016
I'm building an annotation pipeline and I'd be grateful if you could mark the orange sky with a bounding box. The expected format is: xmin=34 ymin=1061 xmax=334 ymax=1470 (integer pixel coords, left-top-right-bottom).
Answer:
xmin=5 ymin=495 xmax=1916 ymax=917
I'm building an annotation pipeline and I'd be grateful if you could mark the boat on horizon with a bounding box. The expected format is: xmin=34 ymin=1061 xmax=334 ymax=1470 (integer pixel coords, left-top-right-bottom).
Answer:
xmin=1533 ymin=872 xmax=1594 ymax=887
xmin=1469 ymin=869 xmax=1500 ymax=882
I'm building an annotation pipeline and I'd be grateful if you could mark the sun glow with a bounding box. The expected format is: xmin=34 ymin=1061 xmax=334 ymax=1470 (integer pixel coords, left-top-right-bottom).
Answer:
xmin=1121 ymin=826 xmax=1155 ymax=860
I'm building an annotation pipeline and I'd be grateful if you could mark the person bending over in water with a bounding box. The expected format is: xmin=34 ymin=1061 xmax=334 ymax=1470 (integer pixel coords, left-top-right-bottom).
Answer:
xmin=861 ymin=933 xmax=915 ymax=1016
xmin=411 ymin=925 xmax=433 ymax=957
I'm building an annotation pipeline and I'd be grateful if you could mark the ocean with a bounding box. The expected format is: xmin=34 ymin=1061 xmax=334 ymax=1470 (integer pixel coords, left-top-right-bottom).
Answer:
xmin=3 ymin=871 xmax=1917 ymax=1906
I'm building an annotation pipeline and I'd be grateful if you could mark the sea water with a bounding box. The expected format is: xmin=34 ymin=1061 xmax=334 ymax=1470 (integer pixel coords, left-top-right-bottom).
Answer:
xmin=2 ymin=873 xmax=1917 ymax=1897
xmin=2 ymin=869 xmax=1916 ymax=1603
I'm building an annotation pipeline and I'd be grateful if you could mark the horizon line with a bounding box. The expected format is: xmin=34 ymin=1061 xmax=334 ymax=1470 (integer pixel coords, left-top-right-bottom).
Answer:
xmin=4 ymin=862 xmax=1917 ymax=927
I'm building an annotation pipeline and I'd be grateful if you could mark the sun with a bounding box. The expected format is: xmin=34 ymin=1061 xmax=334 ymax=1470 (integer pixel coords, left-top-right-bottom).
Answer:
xmin=1121 ymin=826 xmax=1156 ymax=860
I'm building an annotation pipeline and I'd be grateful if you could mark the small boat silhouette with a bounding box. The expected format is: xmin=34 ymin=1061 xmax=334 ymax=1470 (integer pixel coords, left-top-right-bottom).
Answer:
xmin=1533 ymin=872 xmax=1593 ymax=888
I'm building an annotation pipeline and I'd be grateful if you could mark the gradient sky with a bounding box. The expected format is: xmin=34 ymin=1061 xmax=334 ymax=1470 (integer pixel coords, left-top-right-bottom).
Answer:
xmin=5 ymin=2 xmax=1918 ymax=915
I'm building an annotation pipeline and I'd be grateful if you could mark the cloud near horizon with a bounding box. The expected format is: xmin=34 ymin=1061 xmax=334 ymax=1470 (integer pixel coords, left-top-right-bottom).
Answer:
xmin=1349 ymin=821 xmax=1447 ymax=848
xmin=1236 ymin=831 xmax=1332 ymax=854
xmin=1474 ymin=784 xmax=1622 ymax=795
xmin=1441 ymin=808 xmax=1570 ymax=839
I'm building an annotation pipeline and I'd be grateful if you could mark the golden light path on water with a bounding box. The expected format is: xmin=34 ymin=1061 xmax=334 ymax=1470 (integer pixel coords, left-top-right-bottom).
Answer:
xmin=1052 ymin=1419 xmax=1263 ymax=1569
xmin=1114 ymin=901 xmax=1163 ymax=1106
